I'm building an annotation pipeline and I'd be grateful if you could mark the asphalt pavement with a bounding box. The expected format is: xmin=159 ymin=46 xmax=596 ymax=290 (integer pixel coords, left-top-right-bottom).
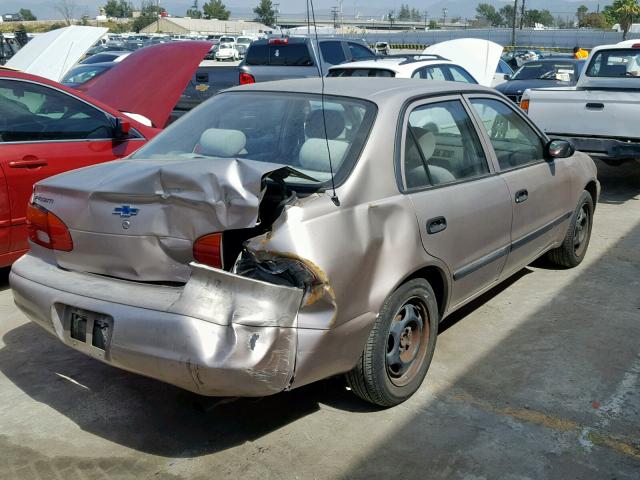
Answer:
xmin=0 ymin=159 xmax=638 ymax=479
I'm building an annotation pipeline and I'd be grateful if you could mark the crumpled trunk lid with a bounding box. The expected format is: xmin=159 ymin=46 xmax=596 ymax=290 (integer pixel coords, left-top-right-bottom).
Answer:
xmin=33 ymin=157 xmax=293 ymax=283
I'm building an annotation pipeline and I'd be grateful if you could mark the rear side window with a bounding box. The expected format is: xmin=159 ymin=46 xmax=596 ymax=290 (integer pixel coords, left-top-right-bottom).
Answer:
xmin=586 ymin=49 xmax=640 ymax=77
xmin=412 ymin=65 xmax=447 ymax=81
xmin=328 ymin=68 xmax=395 ymax=77
xmin=404 ymin=100 xmax=489 ymax=188
xmin=320 ymin=41 xmax=346 ymax=66
xmin=245 ymin=43 xmax=313 ymax=66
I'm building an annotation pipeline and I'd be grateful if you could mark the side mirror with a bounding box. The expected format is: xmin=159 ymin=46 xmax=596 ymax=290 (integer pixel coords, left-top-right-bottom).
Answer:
xmin=113 ymin=117 xmax=131 ymax=140
xmin=504 ymin=74 xmax=511 ymax=80
xmin=545 ymin=139 xmax=574 ymax=160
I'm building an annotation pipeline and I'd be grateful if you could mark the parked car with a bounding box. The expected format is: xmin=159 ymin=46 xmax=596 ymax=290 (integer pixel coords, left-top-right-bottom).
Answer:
xmin=374 ymin=41 xmax=391 ymax=55
xmin=11 ymin=78 xmax=598 ymax=407
xmin=219 ymin=36 xmax=236 ymax=45
xmin=79 ymin=50 xmax=131 ymax=64
xmin=215 ymin=43 xmax=240 ymax=61
xmin=0 ymin=41 xmax=212 ymax=267
xmin=238 ymin=36 xmax=375 ymax=84
xmin=204 ymin=43 xmax=219 ymax=60
xmin=521 ymin=40 xmax=640 ymax=166
xmin=492 ymin=59 xmax=514 ymax=87
xmin=236 ymin=43 xmax=248 ymax=59
xmin=496 ymin=58 xmax=586 ymax=104
xmin=328 ymin=55 xmax=478 ymax=84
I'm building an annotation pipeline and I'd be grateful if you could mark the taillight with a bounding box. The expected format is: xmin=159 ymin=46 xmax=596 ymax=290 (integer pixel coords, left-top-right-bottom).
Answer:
xmin=268 ymin=37 xmax=289 ymax=45
xmin=520 ymin=98 xmax=530 ymax=113
xmin=239 ymin=72 xmax=255 ymax=85
xmin=193 ymin=233 xmax=223 ymax=269
xmin=26 ymin=202 xmax=73 ymax=251
xmin=632 ymin=43 xmax=640 ymax=48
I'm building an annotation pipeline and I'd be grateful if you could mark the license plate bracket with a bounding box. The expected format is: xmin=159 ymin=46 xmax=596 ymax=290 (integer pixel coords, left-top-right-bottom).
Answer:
xmin=65 ymin=307 xmax=113 ymax=354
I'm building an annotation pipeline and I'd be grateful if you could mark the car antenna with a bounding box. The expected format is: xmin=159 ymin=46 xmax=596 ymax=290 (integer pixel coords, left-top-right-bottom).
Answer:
xmin=309 ymin=0 xmax=340 ymax=206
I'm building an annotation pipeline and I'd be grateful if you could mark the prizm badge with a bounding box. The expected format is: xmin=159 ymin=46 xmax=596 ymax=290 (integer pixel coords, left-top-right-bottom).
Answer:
xmin=34 ymin=195 xmax=54 ymax=205
xmin=112 ymin=205 xmax=139 ymax=218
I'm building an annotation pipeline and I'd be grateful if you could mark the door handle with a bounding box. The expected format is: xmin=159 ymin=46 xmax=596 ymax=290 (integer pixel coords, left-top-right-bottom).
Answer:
xmin=427 ymin=216 xmax=447 ymax=234
xmin=9 ymin=159 xmax=48 ymax=168
xmin=515 ymin=189 xmax=528 ymax=203
xmin=585 ymin=102 xmax=604 ymax=110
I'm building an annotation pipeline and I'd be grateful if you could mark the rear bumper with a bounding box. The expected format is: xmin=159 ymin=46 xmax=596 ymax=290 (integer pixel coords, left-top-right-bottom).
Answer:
xmin=552 ymin=135 xmax=640 ymax=162
xmin=10 ymin=253 xmax=304 ymax=397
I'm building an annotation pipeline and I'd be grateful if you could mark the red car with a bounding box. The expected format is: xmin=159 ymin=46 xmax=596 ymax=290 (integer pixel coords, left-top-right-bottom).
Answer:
xmin=0 ymin=41 xmax=211 ymax=267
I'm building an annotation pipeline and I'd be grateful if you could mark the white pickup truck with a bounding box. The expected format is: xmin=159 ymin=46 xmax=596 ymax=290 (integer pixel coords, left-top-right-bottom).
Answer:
xmin=521 ymin=40 xmax=640 ymax=166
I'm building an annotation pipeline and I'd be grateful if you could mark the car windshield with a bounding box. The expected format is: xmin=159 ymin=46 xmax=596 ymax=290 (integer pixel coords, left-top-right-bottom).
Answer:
xmin=61 ymin=64 xmax=111 ymax=85
xmin=131 ymin=92 xmax=377 ymax=186
xmin=512 ymin=61 xmax=577 ymax=81
xmin=586 ymin=48 xmax=640 ymax=77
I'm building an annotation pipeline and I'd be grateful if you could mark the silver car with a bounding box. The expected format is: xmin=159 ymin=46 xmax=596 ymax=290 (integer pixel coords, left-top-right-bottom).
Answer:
xmin=11 ymin=79 xmax=599 ymax=406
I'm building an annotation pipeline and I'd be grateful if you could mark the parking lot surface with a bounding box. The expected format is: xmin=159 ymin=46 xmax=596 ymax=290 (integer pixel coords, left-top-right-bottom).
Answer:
xmin=0 ymin=160 xmax=638 ymax=479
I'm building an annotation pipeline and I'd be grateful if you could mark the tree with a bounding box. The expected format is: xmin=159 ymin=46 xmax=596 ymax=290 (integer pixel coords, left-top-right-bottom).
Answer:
xmin=475 ymin=3 xmax=503 ymax=27
xmin=132 ymin=0 xmax=165 ymax=33
xmin=576 ymin=5 xmax=589 ymax=26
xmin=54 ymin=0 xmax=77 ymax=25
xmin=19 ymin=9 xmax=37 ymax=21
xmin=398 ymin=4 xmax=411 ymax=21
xmin=254 ymin=0 xmax=276 ymax=26
xmin=581 ymin=12 xmax=610 ymax=28
xmin=186 ymin=1 xmax=202 ymax=19
xmin=428 ymin=19 xmax=439 ymax=29
xmin=604 ymin=0 xmax=640 ymax=39
xmin=204 ymin=0 xmax=230 ymax=20
xmin=410 ymin=8 xmax=422 ymax=22
xmin=499 ymin=4 xmax=516 ymax=27
xmin=104 ymin=0 xmax=132 ymax=18
xmin=523 ymin=8 xmax=554 ymax=27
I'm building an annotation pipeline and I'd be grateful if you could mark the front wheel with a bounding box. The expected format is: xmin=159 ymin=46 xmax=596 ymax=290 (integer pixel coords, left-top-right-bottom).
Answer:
xmin=346 ymin=279 xmax=439 ymax=407
xmin=547 ymin=190 xmax=594 ymax=268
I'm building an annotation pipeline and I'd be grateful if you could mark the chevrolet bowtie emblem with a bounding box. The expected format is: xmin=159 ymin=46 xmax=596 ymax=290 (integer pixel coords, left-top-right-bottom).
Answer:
xmin=113 ymin=205 xmax=139 ymax=218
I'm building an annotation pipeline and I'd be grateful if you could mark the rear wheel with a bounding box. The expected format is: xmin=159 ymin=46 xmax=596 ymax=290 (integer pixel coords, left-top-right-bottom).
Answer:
xmin=547 ymin=190 xmax=594 ymax=268
xmin=346 ymin=279 xmax=438 ymax=407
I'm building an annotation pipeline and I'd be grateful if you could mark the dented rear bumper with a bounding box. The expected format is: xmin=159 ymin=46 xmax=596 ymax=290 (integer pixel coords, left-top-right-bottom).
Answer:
xmin=10 ymin=252 xmax=304 ymax=397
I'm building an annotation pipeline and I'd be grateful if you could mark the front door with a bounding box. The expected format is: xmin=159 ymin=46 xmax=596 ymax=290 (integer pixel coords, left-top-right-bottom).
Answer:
xmin=0 ymin=78 xmax=143 ymax=253
xmin=401 ymin=97 xmax=512 ymax=306
xmin=467 ymin=96 xmax=573 ymax=277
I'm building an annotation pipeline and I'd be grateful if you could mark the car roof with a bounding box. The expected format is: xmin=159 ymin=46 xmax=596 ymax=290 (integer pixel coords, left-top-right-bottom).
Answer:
xmin=328 ymin=57 xmax=454 ymax=74
xmin=230 ymin=77 xmax=495 ymax=105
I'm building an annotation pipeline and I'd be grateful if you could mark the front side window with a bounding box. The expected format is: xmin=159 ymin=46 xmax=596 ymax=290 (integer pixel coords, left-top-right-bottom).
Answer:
xmin=412 ymin=65 xmax=447 ymax=81
xmin=0 ymin=79 xmax=113 ymax=142
xmin=470 ymin=98 xmax=544 ymax=170
xmin=320 ymin=41 xmax=346 ymax=65
xmin=447 ymin=66 xmax=477 ymax=83
xmin=348 ymin=42 xmax=375 ymax=60
xmin=403 ymin=100 xmax=489 ymax=188
xmin=586 ymin=49 xmax=640 ymax=77
xmin=132 ymin=92 xmax=376 ymax=187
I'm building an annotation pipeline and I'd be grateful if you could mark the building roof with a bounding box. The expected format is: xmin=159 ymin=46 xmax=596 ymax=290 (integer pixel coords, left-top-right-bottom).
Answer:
xmin=141 ymin=17 xmax=272 ymax=35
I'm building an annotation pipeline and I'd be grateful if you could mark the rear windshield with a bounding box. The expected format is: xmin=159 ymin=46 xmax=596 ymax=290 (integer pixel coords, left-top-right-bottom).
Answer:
xmin=131 ymin=92 xmax=377 ymax=187
xmin=245 ymin=43 xmax=313 ymax=66
xmin=512 ymin=61 xmax=579 ymax=81
xmin=328 ymin=68 xmax=395 ymax=77
xmin=586 ymin=49 xmax=640 ymax=77
xmin=61 ymin=65 xmax=110 ymax=85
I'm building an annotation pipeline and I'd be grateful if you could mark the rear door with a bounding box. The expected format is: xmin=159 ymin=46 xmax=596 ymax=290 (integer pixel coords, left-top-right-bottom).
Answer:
xmin=0 ymin=164 xmax=9 ymax=257
xmin=400 ymin=95 xmax=512 ymax=307
xmin=467 ymin=95 xmax=574 ymax=277
xmin=0 ymin=78 xmax=144 ymax=253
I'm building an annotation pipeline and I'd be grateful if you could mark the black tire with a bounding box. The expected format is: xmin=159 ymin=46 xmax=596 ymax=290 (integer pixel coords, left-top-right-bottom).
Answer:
xmin=547 ymin=190 xmax=594 ymax=268
xmin=346 ymin=279 xmax=439 ymax=407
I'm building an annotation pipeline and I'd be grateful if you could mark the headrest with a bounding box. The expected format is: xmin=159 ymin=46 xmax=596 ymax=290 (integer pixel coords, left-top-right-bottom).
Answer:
xmin=305 ymin=109 xmax=345 ymax=139
xmin=417 ymin=131 xmax=436 ymax=160
xmin=298 ymin=138 xmax=349 ymax=172
xmin=198 ymin=128 xmax=246 ymax=157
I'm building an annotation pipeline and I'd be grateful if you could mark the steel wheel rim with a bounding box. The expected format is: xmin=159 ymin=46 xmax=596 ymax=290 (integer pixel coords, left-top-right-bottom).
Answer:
xmin=573 ymin=204 xmax=590 ymax=256
xmin=386 ymin=296 xmax=430 ymax=387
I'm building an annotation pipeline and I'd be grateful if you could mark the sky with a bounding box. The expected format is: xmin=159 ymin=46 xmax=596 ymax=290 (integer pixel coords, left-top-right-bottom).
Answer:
xmin=2 ymin=0 xmax=612 ymax=22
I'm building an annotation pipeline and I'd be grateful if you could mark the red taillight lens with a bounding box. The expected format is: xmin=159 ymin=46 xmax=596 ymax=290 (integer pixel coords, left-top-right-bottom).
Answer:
xmin=193 ymin=233 xmax=223 ymax=269
xmin=268 ymin=37 xmax=289 ymax=45
xmin=632 ymin=43 xmax=640 ymax=49
xmin=26 ymin=203 xmax=73 ymax=251
xmin=239 ymin=72 xmax=255 ymax=85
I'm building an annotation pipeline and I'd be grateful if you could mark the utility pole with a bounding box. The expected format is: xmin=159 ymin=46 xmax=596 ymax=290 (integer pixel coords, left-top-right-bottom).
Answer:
xmin=424 ymin=9 xmax=428 ymax=30
xmin=156 ymin=0 xmax=160 ymax=33
xmin=331 ymin=6 xmax=338 ymax=29
xmin=442 ymin=7 xmax=447 ymax=27
xmin=511 ymin=0 xmax=517 ymax=46
xmin=306 ymin=0 xmax=310 ymax=34
xmin=274 ymin=3 xmax=279 ymax=27
xmin=520 ymin=0 xmax=525 ymax=29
